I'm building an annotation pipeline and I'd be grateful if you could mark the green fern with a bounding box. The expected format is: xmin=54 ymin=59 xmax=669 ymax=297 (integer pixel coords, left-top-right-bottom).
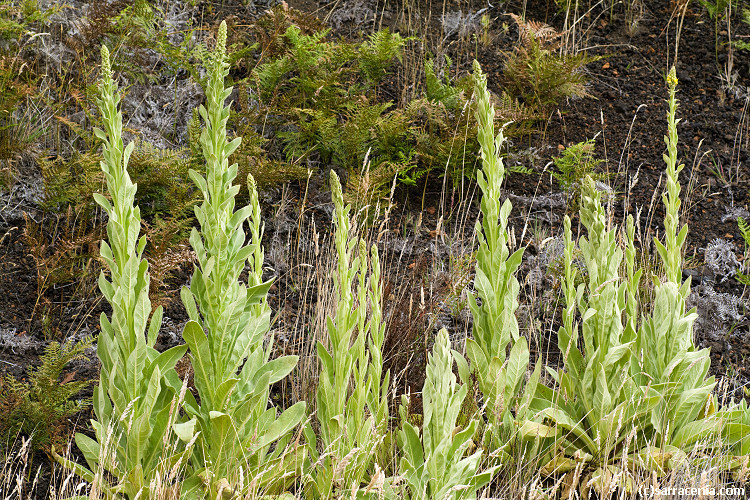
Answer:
xmin=0 ymin=336 xmax=94 ymax=453
xmin=552 ymin=138 xmax=609 ymax=211
xmin=340 ymin=100 xmax=395 ymax=167
xmin=251 ymin=4 xmax=327 ymax=60
xmin=230 ymin=109 xmax=309 ymax=189
xmin=424 ymin=55 xmax=465 ymax=109
xmin=253 ymin=55 xmax=294 ymax=102
xmin=503 ymin=28 xmax=598 ymax=114
xmin=358 ymin=29 xmax=409 ymax=84
xmin=41 ymin=142 xmax=197 ymax=219
xmin=285 ymin=25 xmax=344 ymax=102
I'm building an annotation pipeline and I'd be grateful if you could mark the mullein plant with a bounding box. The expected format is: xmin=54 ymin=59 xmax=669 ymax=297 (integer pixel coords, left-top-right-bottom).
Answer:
xmin=639 ymin=68 xmax=750 ymax=471
xmin=624 ymin=68 xmax=750 ymax=474
xmin=524 ymin=68 xmax=734 ymax=494
xmin=53 ymin=45 xmax=191 ymax=498
xmin=177 ymin=21 xmax=305 ymax=498
xmin=303 ymin=170 xmax=389 ymax=499
xmin=630 ymin=68 xmax=718 ymax=463
xmin=715 ymin=397 xmax=750 ymax=473
xmin=395 ymin=329 xmax=495 ymax=500
xmin=458 ymin=61 xmax=540 ymax=464
xmin=527 ymin=179 xmax=660 ymax=492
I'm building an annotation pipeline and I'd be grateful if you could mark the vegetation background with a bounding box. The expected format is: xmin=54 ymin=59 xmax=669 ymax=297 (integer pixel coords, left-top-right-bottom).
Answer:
xmin=0 ymin=0 xmax=748 ymax=497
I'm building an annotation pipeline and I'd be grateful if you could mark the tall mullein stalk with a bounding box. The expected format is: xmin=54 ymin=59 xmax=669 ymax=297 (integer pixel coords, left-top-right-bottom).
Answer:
xmin=53 ymin=45 xmax=191 ymax=499
xmin=658 ymin=67 xmax=688 ymax=286
xmin=365 ymin=244 xmax=388 ymax=434
xmin=632 ymin=67 xmax=715 ymax=454
xmin=178 ymin=21 xmax=305 ymax=498
xmin=304 ymin=170 xmax=389 ymax=499
xmin=462 ymin=61 xmax=538 ymax=463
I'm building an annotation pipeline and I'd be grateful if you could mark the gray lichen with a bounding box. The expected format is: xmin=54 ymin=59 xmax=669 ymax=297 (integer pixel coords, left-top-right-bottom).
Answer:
xmin=704 ymin=238 xmax=741 ymax=283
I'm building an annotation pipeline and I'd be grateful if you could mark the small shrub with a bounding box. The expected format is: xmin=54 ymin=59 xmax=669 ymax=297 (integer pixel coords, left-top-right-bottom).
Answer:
xmin=230 ymin=96 xmax=309 ymax=191
xmin=405 ymin=56 xmax=480 ymax=185
xmin=251 ymin=3 xmax=327 ymax=61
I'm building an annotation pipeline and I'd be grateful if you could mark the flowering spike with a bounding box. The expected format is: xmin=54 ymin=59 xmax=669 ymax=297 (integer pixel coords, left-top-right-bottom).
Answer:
xmin=330 ymin=169 xmax=344 ymax=211
xmin=666 ymin=66 xmax=678 ymax=90
xmin=217 ymin=20 xmax=227 ymax=59
xmin=661 ymin=65 xmax=685 ymax=285
xmin=100 ymin=45 xmax=112 ymax=82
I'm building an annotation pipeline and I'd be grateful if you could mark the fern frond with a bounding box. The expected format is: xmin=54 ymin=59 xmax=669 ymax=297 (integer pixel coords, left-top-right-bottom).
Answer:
xmin=739 ymin=217 xmax=750 ymax=245
xmin=253 ymin=55 xmax=294 ymax=101
xmin=509 ymin=12 xmax=562 ymax=49
xmin=424 ymin=55 xmax=466 ymax=109
xmin=358 ymin=28 xmax=409 ymax=83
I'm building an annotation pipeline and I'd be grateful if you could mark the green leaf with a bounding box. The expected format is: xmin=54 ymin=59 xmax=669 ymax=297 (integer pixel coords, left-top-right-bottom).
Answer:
xmin=183 ymin=320 xmax=214 ymax=405
xmin=150 ymin=344 xmax=188 ymax=380
xmin=147 ymin=306 xmax=163 ymax=348
xmin=316 ymin=341 xmax=334 ymax=378
xmin=74 ymin=433 xmax=101 ymax=466
xmin=671 ymin=419 xmax=719 ymax=448
xmin=208 ymin=410 xmax=237 ymax=464
xmin=262 ymin=355 xmax=299 ymax=385
xmin=51 ymin=450 xmax=94 ymax=491
xmin=518 ymin=420 xmax=556 ymax=439
xmin=188 ymin=169 xmax=208 ymax=197
xmin=593 ymin=364 xmax=612 ymax=421
xmin=451 ymin=349 xmax=471 ymax=386
xmin=249 ymin=401 xmax=306 ymax=452
xmin=602 ymin=341 xmax=632 ymax=371
xmin=247 ymin=279 xmax=274 ymax=304
xmin=505 ymin=336 xmax=529 ymax=405
xmin=465 ymin=339 xmax=487 ymax=377
xmin=173 ymin=418 xmax=198 ymax=443
xmin=400 ymin=422 xmax=424 ymax=467
xmin=93 ymin=192 xmax=112 ymax=214
xmin=213 ymin=377 xmax=239 ymax=410
xmin=541 ymin=407 xmax=597 ymax=454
